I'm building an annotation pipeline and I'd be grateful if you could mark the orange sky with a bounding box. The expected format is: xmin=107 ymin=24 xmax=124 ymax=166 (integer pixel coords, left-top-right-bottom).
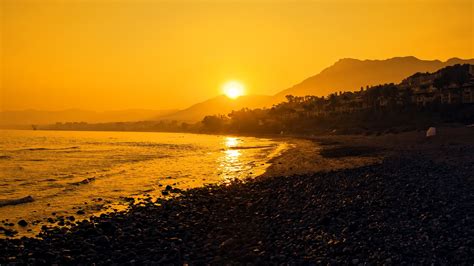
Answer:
xmin=1 ymin=0 xmax=473 ymax=111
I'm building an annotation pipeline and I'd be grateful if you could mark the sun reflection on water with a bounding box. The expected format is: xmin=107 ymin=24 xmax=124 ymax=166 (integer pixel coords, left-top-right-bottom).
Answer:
xmin=225 ymin=137 xmax=239 ymax=148
xmin=219 ymin=137 xmax=243 ymax=184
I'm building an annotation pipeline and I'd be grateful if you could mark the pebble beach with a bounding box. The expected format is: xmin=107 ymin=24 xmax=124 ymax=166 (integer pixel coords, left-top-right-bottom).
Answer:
xmin=1 ymin=127 xmax=473 ymax=264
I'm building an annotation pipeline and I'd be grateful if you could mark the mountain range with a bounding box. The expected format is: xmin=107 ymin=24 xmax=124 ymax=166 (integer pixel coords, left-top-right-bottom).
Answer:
xmin=275 ymin=56 xmax=474 ymax=100
xmin=2 ymin=56 xmax=473 ymax=126
xmin=158 ymin=56 xmax=474 ymax=122
xmin=157 ymin=95 xmax=274 ymax=122
xmin=0 ymin=109 xmax=176 ymax=128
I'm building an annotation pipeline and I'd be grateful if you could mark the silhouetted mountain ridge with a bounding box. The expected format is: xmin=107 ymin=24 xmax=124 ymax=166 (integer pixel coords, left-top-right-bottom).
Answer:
xmin=160 ymin=56 xmax=474 ymax=122
xmin=0 ymin=109 xmax=176 ymax=127
xmin=275 ymin=56 xmax=474 ymax=99
xmin=158 ymin=95 xmax=274 ymax=122
xmin=5 ymin=56 xmax=473 ymax=125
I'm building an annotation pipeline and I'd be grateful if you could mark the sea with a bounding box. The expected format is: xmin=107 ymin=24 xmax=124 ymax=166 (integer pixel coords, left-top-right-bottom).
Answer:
xmin=0 ymin=130 xmax=288 ymax=236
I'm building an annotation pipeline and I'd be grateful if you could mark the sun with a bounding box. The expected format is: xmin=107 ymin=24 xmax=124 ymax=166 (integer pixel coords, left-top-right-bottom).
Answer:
xmin=222 ymin=81 xmax=245 ymax=99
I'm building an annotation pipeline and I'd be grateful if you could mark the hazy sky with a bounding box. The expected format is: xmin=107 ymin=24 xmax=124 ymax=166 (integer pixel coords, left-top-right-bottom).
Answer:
xmin=1 ymin=0 xmax=473 ymax=111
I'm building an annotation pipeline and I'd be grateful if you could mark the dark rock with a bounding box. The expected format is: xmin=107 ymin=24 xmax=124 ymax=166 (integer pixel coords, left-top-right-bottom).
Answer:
xmin=97 ymin=221 xmax=116 ymax=234
xmin=170 ymin=188 xmax=182 ymax=194
xmin=0 ymin=155 xmax=472 ymax=264
xmin=95 ymin=235 xmax=110 ymax=246
xmin=17 ymin=220 xmax=28 ymax=227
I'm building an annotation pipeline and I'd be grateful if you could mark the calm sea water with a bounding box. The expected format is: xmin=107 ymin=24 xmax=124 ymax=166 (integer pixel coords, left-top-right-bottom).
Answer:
xmin=0 ymin=130 xmax=287 ymax=236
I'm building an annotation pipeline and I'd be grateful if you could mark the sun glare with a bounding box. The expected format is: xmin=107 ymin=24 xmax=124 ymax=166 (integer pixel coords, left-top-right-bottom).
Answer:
xmin=222 ymin=81 xmax=245 ymax=99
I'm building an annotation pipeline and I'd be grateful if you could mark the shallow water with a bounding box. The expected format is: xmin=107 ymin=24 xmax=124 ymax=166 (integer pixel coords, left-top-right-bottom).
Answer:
xmin=0 ymin=130 xmax=287 ymax=236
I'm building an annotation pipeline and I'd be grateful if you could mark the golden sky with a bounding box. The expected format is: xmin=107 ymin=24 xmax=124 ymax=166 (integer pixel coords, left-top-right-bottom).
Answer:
xmin=1 ymin=0 xmax=473 ymax=111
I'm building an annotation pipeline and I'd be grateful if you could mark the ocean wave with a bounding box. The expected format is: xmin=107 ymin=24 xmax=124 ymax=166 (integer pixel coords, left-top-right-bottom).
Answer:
xmin=70 ymin=177 xmax=96 ymax=186
xmin=225 ymin=145 xmax=276 ymax=150
xmin=46 ymin=183 xmax=63 ymax=188
xmin=61 ymin=177 xmax=97 ymax=193
xmin=83 ymin=140 xmax=192 ymax=147
xmin=18 ymin=146 xmax=80 ymax=151
xmin=0 ymin=195 xmax=34 ymax=207
xmin=114 ymin=142 xmax=197 ymax=150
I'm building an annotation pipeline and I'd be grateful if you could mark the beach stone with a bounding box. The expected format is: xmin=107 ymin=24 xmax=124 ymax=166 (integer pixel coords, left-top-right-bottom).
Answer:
xmin=0 ymin=153 xmax=473 ymax=264
xmin=98 ymin=221 xmax=116 ymax=234
xmin=96 ymin=236 xmax=110 ymax=246
xmin=170 ymin=188 xmax=182 ymax=193
xmin=18 ymin=220 xmax=28 ymax=227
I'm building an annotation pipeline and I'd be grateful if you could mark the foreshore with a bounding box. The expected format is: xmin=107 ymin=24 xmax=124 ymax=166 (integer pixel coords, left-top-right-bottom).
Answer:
xmin=1 ymin=126 xmax=473 ymax=264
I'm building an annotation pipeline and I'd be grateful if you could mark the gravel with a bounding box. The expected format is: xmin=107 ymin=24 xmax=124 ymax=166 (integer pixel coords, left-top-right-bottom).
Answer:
xmin=0 ymin=155 xmax=473 ymax=264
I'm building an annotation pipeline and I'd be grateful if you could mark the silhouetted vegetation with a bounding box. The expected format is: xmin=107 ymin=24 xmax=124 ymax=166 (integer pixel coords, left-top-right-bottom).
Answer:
xmin=43 ymin=120 xmax=199 ymax=133
xmin=44 ymin=64 xmax=474 ymax=135
xmin=199 ymin=64 xmax=474 ymax=135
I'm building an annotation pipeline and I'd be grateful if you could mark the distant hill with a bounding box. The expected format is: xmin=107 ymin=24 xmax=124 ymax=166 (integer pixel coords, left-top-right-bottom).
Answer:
xmin=7 ymin=57 xmax=473 ymax=126
xmin=275 ymin=56 xmax=474 ymax=100
xmin=160 ymin=56 xmax=474 ymax=122
xmin=158 ymin=95 xmax=274 ymax=122
xmin=0 ymin=109 xmax=176 ymax=128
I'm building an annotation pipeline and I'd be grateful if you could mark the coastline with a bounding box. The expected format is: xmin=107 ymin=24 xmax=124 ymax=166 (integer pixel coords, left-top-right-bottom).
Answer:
xmin=261 ymin=138 xmax=382 ymax=178
xmin=0 ymin=131 xmax=290 ymax=238
xmin=1 ymin=126 xmax=473 ymax=263
xmin=270 ymin=125 xmax=474 ymax=174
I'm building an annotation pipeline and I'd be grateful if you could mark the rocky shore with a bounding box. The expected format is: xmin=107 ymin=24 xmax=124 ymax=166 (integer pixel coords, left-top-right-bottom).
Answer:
xmin=1 ymin=151 xmax=473 ymax=264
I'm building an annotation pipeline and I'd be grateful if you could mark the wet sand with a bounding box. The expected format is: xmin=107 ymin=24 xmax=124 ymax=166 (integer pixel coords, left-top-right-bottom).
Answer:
xmin=266 ymin=125 xmax=474 ymax=177
xmin=1 ymin=126 xmax=473 ymax=264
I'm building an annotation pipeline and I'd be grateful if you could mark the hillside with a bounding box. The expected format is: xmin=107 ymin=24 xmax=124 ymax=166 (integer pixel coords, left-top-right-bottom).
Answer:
xmin=8 ymin=57 xmax=473 ymax=126
xmin=163 ymin=57 xmax=474 ymax=123
xmin=0 ymin=109 xmax=176 ymax=128
xmin=158 ymin=95 xmax=275 ymax=122
xmin=275 ymin=56 xmax=474 ymax=100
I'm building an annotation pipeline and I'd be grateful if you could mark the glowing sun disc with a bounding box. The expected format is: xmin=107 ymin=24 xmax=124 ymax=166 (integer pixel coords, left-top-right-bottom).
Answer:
xmin=222 ymin=81 xmax=245 ymax=99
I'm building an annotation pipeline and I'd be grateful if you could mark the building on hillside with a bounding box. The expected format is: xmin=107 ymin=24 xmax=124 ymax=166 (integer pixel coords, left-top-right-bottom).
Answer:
xmin=413 ymin=84 xmax=440 ymax=106
xmin=462 ymin=66 xmax=474 ymax=103
xmin=401 ymin=71 xmax=441 ymax=88
xmin=440 ymin=86 xmax=462 ymax=104
xmin=461 ymin=81 xmax=474 ymax=103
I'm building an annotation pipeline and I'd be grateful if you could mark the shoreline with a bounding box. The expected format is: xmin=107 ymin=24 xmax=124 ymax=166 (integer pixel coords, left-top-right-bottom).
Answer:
xmin=0 ymin=133 xmax=291 ymax=238
xmin=1 ymin=127 xmax=473 ymax=263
